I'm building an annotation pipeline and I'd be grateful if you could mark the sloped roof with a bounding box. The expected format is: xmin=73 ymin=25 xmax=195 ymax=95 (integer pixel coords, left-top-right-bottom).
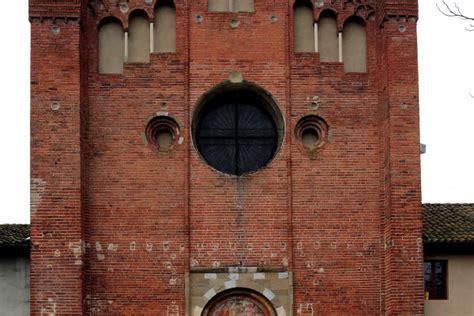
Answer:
xmin=423 ymin=204 xmax=474 ymax=243
xmin=0 ymin=224 xmax=30 ymax=246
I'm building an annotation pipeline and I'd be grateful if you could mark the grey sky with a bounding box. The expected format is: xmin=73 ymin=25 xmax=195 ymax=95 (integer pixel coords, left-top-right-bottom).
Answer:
xmin=0 ymin=0 xmax=472 ymax=224
xmin=418 ymin=0 xmax=474 ymax=203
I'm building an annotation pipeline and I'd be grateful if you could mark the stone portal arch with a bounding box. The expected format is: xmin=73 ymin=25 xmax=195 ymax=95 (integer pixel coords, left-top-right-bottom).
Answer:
xmin=189 ymin=270 xmax=290 ymax=316
xmin=202 ymin=288 xmax=277 ymax=316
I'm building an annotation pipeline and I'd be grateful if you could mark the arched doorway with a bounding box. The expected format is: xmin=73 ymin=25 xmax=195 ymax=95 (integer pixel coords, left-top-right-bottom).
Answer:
xmin=202 ymin=288 xmax=277 ymax=316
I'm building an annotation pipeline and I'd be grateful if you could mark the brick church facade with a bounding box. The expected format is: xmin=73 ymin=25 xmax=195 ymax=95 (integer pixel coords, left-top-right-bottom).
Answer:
xmin=30 ymin=0 xmax=423 ymax=314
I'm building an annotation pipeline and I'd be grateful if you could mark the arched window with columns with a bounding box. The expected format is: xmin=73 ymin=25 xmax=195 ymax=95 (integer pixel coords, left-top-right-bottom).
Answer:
xmin=98 ymin=17 xmax=124 ymax=74
xmin=154 ymin=0 xmax=176 ymax=53
xmin=294 ymin=0 xmax=315 ymax=53
xmin=128 ymin=10 xmax=150 ymax=62
xmin=342 ymin=17 xmax=367 ymax=72
xmin=318 ymin=10 xmax=338 ymax=62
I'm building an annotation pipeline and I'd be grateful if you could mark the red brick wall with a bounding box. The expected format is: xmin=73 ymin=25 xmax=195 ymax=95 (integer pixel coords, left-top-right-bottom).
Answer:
xmin=30 ymin=18 xmax=84 ymax=315
xmin=189 ymin=0 xmax=290 ymax=269
xmin=290 ymin=12 xmax=383 ymax=315
xmin=380 ymin=17 xmax=424 ymax=314
xmin=30 ymin=0 xmax=423 ymax=314
xmin=81 ymin=1 xmax=189 ymax=312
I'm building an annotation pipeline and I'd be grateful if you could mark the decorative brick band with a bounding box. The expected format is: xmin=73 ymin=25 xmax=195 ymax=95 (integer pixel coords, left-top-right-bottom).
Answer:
xmin=29 ymin=1 xmax=81 ymax=20
xmin=376 ymin=1 xmax=418 ymax=26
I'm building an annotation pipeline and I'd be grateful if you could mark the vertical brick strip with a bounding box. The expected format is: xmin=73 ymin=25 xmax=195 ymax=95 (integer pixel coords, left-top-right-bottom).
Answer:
xmin=30 ymin=17 xmax=83 ymax=315
xmin=380 ymin=16 xmax=424 ymax=315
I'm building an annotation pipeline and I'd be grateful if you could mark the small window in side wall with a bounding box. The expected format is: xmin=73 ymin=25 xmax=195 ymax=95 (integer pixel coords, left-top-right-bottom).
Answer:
xmin=294 ymin=1 xmax=315 ymax=53
xmin=154 ymin=1 xmax=176 ymax=53
xmin=208 ymin=0 xmax=254 ymax=13
xmin=424 ymin=260 xmax=447 ymax=300
xmin=342 ymin=17 xmax=367 ymax=72
xmin=98 ymin=18 xmax=124 ymax=74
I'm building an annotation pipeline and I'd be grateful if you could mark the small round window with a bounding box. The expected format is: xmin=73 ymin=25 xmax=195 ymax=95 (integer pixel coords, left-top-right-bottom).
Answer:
xmin=193 ymin=87 xmax=283 ymax=176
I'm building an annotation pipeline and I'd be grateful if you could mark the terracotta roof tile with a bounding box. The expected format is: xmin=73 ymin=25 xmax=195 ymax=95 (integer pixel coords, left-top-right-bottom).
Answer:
xmin=0 ymin=224 xmax=30 ymax=246
xmin=423 ymin=204 xmax=474 ymax=243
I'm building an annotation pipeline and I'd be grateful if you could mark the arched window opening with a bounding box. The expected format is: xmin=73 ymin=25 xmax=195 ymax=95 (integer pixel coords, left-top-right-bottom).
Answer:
xmin=154 ymin=1 xmax=176 ymax=53
xmin=342 ymin=17 xmax=367 ymax=72
xmin=294 ymin=1 xmax=315 ymax=53
xmin=128 ymin=10 xmax=150 ymax=62
xmin=98 ymin=18 xmax=124 ymax=74
xmin=318 ymin=10 xmax=338 ymax=62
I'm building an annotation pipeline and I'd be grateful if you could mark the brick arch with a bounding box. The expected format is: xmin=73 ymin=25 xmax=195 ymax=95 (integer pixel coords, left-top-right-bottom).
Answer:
xmin=126 ymin=8 xmax=151 ymax=22
xmin=154 ymin=0 xmax=176 ymax=9
xmin=97 ymin=15 xmax=124 ymax=30
xmin=293 ymin=0 xmax=313 ymax=9
xmin=343 ymin=14 xmax=367 ymax=27
xmin=316 ymin=8 xmax=338 ymax=21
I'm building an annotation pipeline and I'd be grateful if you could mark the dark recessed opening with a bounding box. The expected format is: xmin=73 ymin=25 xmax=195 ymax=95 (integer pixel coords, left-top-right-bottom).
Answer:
xmin=295 ymin=115 xmax=329 ymax=150
xmin=301 ymin=128 xmax=320 ymax=148
xmin=156 ymin=129 xmax=173 ymax=149
xmin=145 ymin=116 xmax=180 ymax=151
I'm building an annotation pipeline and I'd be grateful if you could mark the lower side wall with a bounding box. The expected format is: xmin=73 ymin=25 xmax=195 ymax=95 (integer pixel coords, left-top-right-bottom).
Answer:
xmin=0 ymin=248 xmax=30 ymax=316
xmin=424 ymin=254 xmax=474 ymax=316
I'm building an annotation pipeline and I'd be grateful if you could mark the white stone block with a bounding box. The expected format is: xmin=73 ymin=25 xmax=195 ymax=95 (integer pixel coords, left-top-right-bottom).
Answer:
xmin=193 ymin=306 xmax=203 ymax=316
xmin=204 ymin=288 xmax=216 ymax=301
xmin=276 ymin=306 xmax=287 ymax=316
xmin=204 ymin=273 xmax=217 ymax=279
xmin=228 ymin=273 xmax=239 ymax=281
xmin=263 ymin=288 xmax=275 ymax=301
